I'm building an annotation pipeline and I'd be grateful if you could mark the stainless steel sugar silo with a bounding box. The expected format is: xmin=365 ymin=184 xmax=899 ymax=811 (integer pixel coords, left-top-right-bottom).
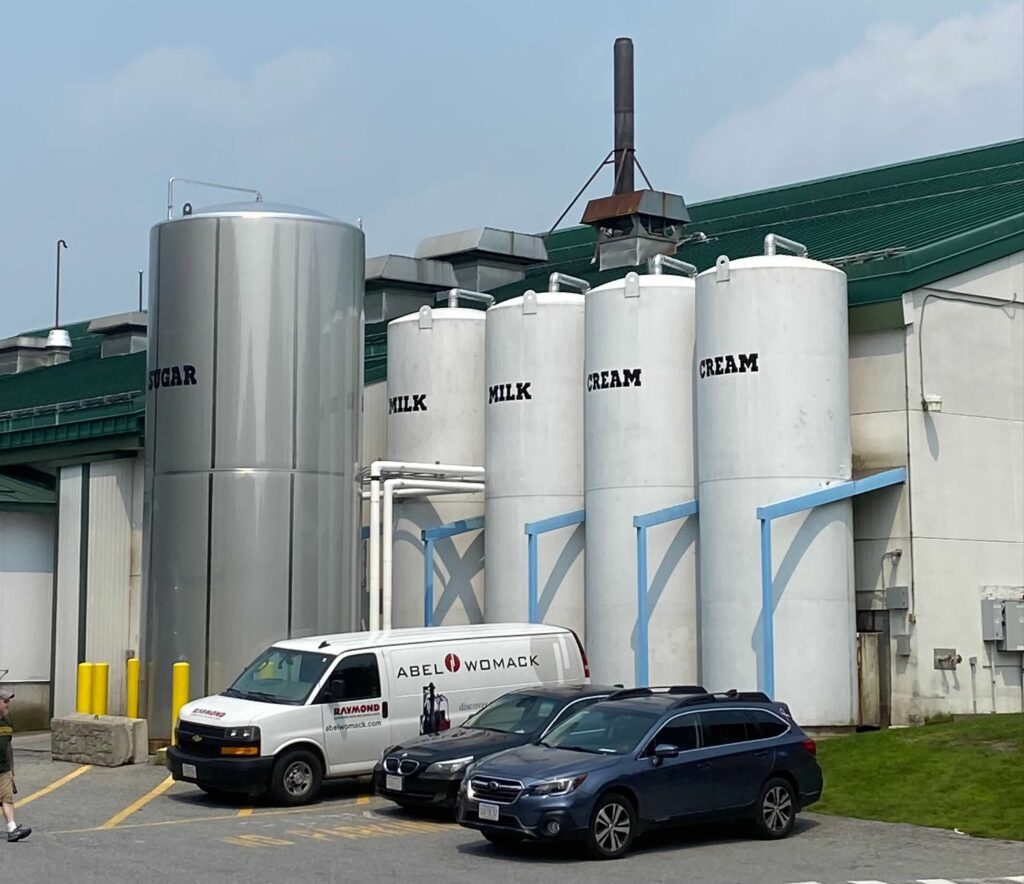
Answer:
xmin=143 ymin=201 xmax=363 ymax=736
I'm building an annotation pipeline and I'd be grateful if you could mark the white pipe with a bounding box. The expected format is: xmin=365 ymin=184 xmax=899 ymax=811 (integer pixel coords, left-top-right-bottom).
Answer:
xmin=366 ymin=460 xmax=484 ymax=630
xmin=443 ymin=289 xmax=495 ymax=309
xmin=548 ymin=272 xmax=590 ymax=294
xmin=763 ymin=233 xmax=808 ymax=257
xmin=647 ymin=254 xmax=697 ymax=277
xmin=369 ymin=477 xmax=380 ymax=630
xmin=381 ymin=478 xmax=486 ymax=630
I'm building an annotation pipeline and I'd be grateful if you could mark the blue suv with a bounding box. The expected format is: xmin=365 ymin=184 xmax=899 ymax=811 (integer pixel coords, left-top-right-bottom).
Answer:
xmin=456 ymin=687 xmax=822 ymax=859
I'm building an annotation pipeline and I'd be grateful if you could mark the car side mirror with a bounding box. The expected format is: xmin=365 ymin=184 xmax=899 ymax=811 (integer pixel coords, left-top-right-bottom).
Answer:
xmin=320 ymin=677 xmax=346 ymax=703
xmin=653 ymin=743 xmax=680 ymax=761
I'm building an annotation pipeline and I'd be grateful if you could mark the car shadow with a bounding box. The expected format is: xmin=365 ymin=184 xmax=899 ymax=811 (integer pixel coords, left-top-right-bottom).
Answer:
xmin=164 ymin=775 xmax=375 ymax=810
xmin=454 ymin=817 xmax=820 ymax=864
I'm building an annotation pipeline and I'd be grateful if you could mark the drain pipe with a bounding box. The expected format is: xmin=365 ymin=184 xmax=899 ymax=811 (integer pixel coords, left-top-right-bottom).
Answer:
xmin=367 ymin=461 xmax=485 ymax=630
xmin=548 ymin=273 xmax=591 ymax=294
xmin=764 ymin=233 xmax=808 ymax=257
xmin=443 ymin=289 xmax=495 ymax=309
xmin=646 ymin=254 xmax=698 ymax=276
xmin=381 ymin=479 xmax=485 ymax=630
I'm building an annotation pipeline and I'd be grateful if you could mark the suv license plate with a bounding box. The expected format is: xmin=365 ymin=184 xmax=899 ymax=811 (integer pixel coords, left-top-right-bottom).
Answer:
xmin=182 ymin=763 xmax=197 ymax=779
xmin=479 ymin=802 xmax=500 ymax=822
xmin=385 ymin=775 xmax=403 ymax=792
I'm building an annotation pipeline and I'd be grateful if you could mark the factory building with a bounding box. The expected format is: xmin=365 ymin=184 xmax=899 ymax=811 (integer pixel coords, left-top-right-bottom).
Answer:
xmin=0 ymin=138 xmax=1021 ymax=733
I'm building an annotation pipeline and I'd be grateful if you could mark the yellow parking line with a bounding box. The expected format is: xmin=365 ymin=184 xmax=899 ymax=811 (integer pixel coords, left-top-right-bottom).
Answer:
xmin=50 ymin=794 xmax=376 ymax=835
xmin=237 ymin=807 xmax=254 ymax=817
xmin=356 ymin=796 xmax=369 ymax=805
xmin=17 ymin=765 xmax=91 ymax=806
xmin=99 ymin=775 xmax=176 ymax=830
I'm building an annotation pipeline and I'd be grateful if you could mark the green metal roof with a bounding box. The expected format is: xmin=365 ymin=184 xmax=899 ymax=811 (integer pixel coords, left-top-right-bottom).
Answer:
xmin=0 ymin=472 xmax=56 ymax=510
xmin=1 ymin=139 xmax=1020 ymax=464
xmin=491 ymin=138 xmax=1024 ymax=305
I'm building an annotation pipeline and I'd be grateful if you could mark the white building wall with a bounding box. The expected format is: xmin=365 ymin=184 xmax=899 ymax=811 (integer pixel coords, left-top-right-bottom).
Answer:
xmin=85 ymin=459 xmax=136 ymax=715
xmin=53 ymin=466 xmax=83 ymax=717
xmin=900 ymin=251 xmax=1024 ymax=720
xmin=0 ymin=510 xmax=54 ymax=684
xmin=52 ymin=456 xmax=144 ymax=717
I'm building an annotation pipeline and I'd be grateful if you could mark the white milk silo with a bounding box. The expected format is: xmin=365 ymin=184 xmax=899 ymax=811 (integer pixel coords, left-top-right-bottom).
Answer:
xmin=484 ymin=276 xmax=587 ymax=638
xmin=585 ymin=257 xmax=699 ymax=687
xmin=144 ymin=201 xmax=363 ymax=737
xmin=386 ymin=293 xmax=487 ymax=627
xmin=696 ymin=234 xmax=855 ymax=726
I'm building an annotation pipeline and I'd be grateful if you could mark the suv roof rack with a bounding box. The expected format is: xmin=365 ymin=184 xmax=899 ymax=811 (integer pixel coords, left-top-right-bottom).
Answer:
xmin=608 ymin=685 xmax=707 ymax=701
xmin=670 ymin=689 xmax=777 ymax=710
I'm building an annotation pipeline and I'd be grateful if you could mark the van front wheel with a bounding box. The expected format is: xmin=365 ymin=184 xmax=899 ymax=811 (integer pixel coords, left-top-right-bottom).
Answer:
xmin=270 ymin=749 xmax=322 ymax=806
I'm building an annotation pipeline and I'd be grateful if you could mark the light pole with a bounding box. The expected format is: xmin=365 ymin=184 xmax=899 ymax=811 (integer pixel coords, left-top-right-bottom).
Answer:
xmin=55 ymin=238 xmax=68 ymax=327
xmin=48 ymin=239 xmax=71 ymax=351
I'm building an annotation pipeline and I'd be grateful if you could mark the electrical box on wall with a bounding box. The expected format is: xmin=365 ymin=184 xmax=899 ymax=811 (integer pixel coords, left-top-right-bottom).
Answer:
xmin=885 ymin=586 xmax=910 ymax=610
xmin=895 ymin=635 xmax=911 ymax=657
xmin=1002 ymin=600 xmax=1024 ymax=652
xmin=980 ymin=598 xmax=1005 ymax=641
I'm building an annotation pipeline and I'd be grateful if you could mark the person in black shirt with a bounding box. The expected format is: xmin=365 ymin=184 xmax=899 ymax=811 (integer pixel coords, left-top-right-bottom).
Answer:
xmin=0 ymin=689 xmax=31 ymax=843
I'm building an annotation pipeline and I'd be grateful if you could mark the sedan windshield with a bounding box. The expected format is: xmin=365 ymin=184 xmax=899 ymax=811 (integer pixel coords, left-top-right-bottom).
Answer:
xmin=464 ymin=693 xmax=561 ymax=735
xmin=540 ymin=706 xmax=661 ymax=754
xmin=224 ymin=648 xmax=334 ymax=705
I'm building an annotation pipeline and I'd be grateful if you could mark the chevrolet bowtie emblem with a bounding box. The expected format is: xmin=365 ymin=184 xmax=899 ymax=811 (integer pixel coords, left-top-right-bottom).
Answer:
xmin=191 ymin=734 xmax=203 ymax=743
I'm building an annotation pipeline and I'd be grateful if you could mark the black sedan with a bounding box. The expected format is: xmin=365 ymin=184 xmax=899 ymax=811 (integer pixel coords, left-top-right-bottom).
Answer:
xmin=374 ymin=684 xmax=617 ymax=811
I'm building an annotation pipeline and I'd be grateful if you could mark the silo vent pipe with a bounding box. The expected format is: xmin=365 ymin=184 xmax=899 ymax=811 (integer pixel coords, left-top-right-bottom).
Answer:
xmin=442 ymin=289 xmax=495 ymax=309
xmin=166 ymin=177 xmax=263 ymax=220
xmin=763 ymin=233 xmax=808 ymax=258
xmin=647 ymin=254 xmax=697 ymax=277
xmin=548 ymin=272 xmax=591 ymax=294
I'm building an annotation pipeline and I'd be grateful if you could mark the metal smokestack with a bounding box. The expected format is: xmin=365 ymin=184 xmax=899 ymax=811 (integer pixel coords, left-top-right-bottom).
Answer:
xmin=613 ymin=37 xmax=635 ymax=194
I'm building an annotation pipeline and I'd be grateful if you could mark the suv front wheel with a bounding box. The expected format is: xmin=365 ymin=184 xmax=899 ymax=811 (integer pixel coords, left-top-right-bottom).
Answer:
xmin=754 ymin=777 xmax=796 ymax=839
xmin=586 ymin=793 xmax=637 ymax=859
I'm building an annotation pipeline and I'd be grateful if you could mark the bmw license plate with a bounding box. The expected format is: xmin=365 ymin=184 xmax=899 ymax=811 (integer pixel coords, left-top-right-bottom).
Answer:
xmin=479 ymin=802 xmax=500 ymax=822
xmin=385 ymin=775 xmax=403 ymax=792
xmin=182 ymin=763 xmax=197 ymax=780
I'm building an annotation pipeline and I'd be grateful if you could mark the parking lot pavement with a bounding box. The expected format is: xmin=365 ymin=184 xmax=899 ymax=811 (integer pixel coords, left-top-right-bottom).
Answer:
xmin=2 ymin=750 xmax=1021 ymax=884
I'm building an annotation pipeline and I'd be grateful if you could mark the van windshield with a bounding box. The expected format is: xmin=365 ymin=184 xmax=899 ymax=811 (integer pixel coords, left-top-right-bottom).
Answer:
xmin=223 ymin=648 xmax=334 ymax=705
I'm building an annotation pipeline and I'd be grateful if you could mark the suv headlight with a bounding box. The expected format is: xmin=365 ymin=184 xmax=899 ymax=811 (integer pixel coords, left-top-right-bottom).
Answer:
xmin=527 ymin=774 xmax=588 ymax=797
xmin=425 ymin=756 xmax=475 ymax=775
xmin=224 ymin=726 xmax=259 ymax=741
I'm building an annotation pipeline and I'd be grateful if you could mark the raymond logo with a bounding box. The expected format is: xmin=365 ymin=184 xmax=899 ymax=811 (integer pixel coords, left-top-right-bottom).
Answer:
xmin=444 ymin=653 xmax=461 ymax=673
xmin=333 ymin=702 xmax=381 ymax=717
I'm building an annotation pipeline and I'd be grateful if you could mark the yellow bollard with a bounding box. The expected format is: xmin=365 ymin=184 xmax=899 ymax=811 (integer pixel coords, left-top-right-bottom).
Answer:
xmin=76 ymin=662 xmax=95 ymax=714
xmin=171 ymin=661 xmax=190 ymax=746
xmin=92 ymin=662 xmax=109 ymax=716
xmin=126 ymin=658 xmax=140 ymax=719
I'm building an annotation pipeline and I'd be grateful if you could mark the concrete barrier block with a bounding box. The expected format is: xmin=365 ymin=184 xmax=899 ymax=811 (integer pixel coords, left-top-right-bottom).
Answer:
xmin=128 ymin=718 xmax=150 ymax=764
xmin=51 ymin=714 xmax=138 ymax=767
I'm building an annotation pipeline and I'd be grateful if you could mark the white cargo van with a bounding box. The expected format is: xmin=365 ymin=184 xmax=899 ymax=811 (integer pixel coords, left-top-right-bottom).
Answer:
xmin=167 ymin=623 xmax=589 ymax=804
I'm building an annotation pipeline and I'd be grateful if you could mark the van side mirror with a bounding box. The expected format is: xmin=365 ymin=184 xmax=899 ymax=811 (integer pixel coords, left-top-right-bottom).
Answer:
xmin=653 ymin=743 xmax=680 ymax=760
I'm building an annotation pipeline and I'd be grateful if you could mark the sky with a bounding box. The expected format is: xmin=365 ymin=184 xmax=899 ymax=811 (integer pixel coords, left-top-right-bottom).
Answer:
xmin=0 ymin=0 xmax=1021 ymax=338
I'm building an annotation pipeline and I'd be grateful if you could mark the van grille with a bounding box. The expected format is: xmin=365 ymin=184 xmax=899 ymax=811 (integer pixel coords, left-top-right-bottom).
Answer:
xmin=469 ymin=776 xmax=523 ymax=804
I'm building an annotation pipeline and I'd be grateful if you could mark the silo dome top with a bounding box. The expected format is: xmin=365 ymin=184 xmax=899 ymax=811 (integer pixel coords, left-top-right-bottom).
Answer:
xmin=157 ymin=201 xmax=359 ymax=230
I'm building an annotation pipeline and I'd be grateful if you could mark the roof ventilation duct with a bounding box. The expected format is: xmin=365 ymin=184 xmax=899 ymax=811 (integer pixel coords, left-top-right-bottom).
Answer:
xmin=364 ymin=255 xmax=459 ymax=323
xmin=87 ymin=311 xmax=148 ymax=358
xmin=415 ymin=227 xmax=548 ymax=292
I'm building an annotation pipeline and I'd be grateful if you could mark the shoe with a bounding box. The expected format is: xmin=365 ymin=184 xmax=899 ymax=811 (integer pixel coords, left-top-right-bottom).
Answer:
xmin=7 ymin=826 xmax=31 ymax=842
